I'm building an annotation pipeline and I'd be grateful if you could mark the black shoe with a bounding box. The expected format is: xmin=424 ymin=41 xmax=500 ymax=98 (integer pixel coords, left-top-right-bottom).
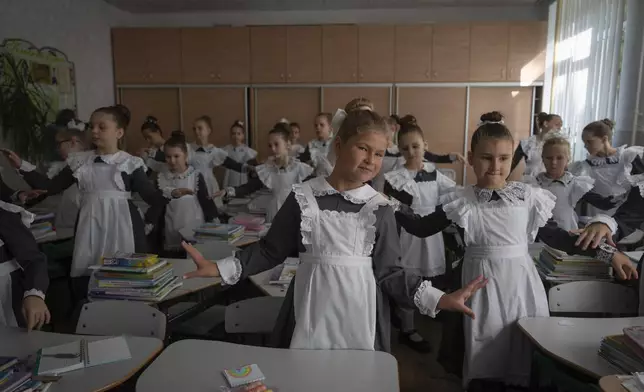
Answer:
xmin=399 ymin=330 xmax=432 ymax=353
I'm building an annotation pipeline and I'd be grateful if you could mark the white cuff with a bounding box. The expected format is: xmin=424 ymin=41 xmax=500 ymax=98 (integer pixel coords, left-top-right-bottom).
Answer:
xmin=226 ymin=187 xmax=236 ymax=198
xmin=19 ymin=160 xmax=37 ymax=172
xmin=586 ymin=214 xmax=618 ymax=235
xmin=24 ymin=289 xmax=45 ymax=300
xmin=449 ymin=153 xmax=457 ymax=162
xmin=413 ymin=280 xmax=444 ymax=318
xmin=144 ymin=224 xmax=154 ymax=235
xmin=388 ymin=197 xmax=401 ymax=212
xmin=216 ymin=256 xmax=242 ymax=285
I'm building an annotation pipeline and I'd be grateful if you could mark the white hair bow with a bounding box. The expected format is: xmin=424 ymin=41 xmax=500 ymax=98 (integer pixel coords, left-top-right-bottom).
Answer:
xmin=326 ymin=109 xmax=347 ymax=165
xmin=278 ymin=118 xmax=289 ymax=124
xmin=67 ymin=119 xmax=85 ymax=131
xmin=477 ymin=120 xmax=505 ymax=126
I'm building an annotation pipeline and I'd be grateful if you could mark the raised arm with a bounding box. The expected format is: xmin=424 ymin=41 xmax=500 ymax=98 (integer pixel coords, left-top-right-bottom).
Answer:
xmin=510 ymin=143 xmax=527 ymax=173
xmin=394 ymin=204 xmax=452 ymax=238
xmin=129 ymin=167 xmax=167 ymax=224
xmin=581 ymin=191 xmax=618 ymax=210
xmin=45 ymin=166 xmax=76 ymax=195
xmin=229 ymin=176 xmax=264 ymax=198
xmin=298 ymin=145 xmax=312 ymax=164
xmin=221 ymin=157 xmax=246 ymax=173
xmin=196 ymin=173 xmax=219 ymax=222
xmin=424 ymin=151 xmax=453 ymax=164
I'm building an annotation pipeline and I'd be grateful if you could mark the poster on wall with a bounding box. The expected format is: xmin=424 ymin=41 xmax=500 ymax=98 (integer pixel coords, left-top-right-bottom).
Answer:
xmin=0 ymin=38 xmax=77 ymax=122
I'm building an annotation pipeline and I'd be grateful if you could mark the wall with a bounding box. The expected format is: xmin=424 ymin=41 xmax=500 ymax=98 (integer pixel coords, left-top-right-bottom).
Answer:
xmin=117 ymin=5 xmax=547 ymax=27
xmin=0 ymin=0 xmax=130 ymax=120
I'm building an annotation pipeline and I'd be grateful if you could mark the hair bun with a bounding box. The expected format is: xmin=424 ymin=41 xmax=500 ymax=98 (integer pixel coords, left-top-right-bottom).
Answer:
xmin=170 ymin=130 xmax=185 ymax=138
xmin=232 ymin=120 xmax=245 ymax=127
xmin=399 ymin=114 xmax=417 ymax=126
xmin=145 ymin=115 xmax=158 ymax=125
xmin=600 ymin=118 xmax=615 ymax=129
xmin=480 ymin=111 xmax=504 ymax=123
xmin=113 ymin=104 xmax=131 ymax=127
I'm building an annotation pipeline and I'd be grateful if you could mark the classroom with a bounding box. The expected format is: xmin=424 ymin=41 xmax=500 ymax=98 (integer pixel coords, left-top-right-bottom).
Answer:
xmin=0 ymin=0 xmax=643 ymax=391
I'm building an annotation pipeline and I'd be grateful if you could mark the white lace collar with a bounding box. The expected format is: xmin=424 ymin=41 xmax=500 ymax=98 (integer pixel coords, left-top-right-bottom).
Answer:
xmin=586 ymin=145 xmax=626 ymax=166
xmin=190 ymin=143 xmax=215 ymax=152
xmin=162 ymin=166 xmax=196 ymax=180
xmin=473 ymin=181 xmax=526 ymax=203
xmin=307 ymin=176 xmax=378 ymax=204
xmin=309 ymin=138 xmax=332 ymax=149
xmin=536 ymin=171 xmax=574 ymax=186
xmin=96 ymin=150 xmax=130 ymax=164
xmin=387 ymin=146 xmax=399 ymax=155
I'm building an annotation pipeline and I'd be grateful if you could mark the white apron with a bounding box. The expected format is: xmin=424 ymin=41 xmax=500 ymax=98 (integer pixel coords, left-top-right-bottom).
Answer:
xmin=256 ymin=159 xmax=313 ymax=222
xmin=441 ymin=184 xmax=551 ymax=387
xmin=372 ymin=154 xmax=404 ymax=193
xmin=520 ymin=136 xmax=546 ymax=177
xmin=0 ymin=258 xmax=19 ymax=327
xmin=188 ymin=143 xmax=228 ymax=207
xmin=223 ymin=145 xmax=257 ymax=188
xmin=71 ymin=155 xmax=137 ymax=277
xmin=290 ymin=181 xmax=383 ymax=350
xmin=159 ymin=167 xmax=205 ymax=250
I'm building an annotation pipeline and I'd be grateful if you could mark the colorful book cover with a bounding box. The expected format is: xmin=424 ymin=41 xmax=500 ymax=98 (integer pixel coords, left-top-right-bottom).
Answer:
xmin=89 ymin=260 xmax=168 ymax=274
xmin=195 ymin=223 xmax=244 ymax=237
xmin=95 ymin=264 xmax=172 ymax=282
xmin=0 ymin=357 xmax=18 ymax=373
xmin=223 ymin=364 xmax=265 ymax=388
xmin=101 ymin=253 xmax=159 ymax=267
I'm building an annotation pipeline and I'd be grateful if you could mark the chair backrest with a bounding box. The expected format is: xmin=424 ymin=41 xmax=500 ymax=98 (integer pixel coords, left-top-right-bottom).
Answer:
xmin=438 ymin=168 xmax=456 ymax=181
xmin=225 ymin=297 xmax=284 ymax=334
xmin=76 ymin=301 xmax=166 ymax=338
xmin=548 ymin=281 xmax=638 ymax=315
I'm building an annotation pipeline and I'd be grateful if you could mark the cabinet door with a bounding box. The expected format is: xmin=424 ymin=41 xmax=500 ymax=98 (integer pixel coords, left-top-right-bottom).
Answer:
xmin=253 ymin=88 xmax=320 ymax=160
xmin=213 ymin=27 xmax=251 ymax=84
xmin=469 ymin=23 xmax=509 ymax=82
xmin=143 ymin=29 xmax=182 ymax=84
xmin=466 ymin=87 xmax=533 ymax=184
xmin=250 ymin=26 xmax=287 ymax=83
xmin=358 ymin=25 xmax=395 ymax=82
xmin=322 ymin=25 xmax=359 ymax=83
xmin=119 ymin=88 xmax=180 ymax=153
xmin=181 ymin=28 xmax=218 ymax=83
xmin=181 ymin=88 xmax=246 ymax=147
xmin=322 ymin=87 xmax=391 ymax=115
xmin=398 ymin=88 xmax=467 ymax=184
xmin=395 ymin=25 xmax=433 ymax=82
xmin=112 ymin=29 xmax=148 ymax=84
xmin=431 ymin=24 xmax=470 ymax=82
xmin=508 ymin=22 xmax=547 ymax=83
xmin=286 ymin=26 xmax=322 ymax=83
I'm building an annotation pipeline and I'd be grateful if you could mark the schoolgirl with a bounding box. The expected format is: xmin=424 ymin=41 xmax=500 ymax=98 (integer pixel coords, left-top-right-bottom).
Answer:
xmin=393 ymin=111 xmax=636 ymax=389
xmin=289 ymin=122 xmax=305 ymax=157
xmin=218 ymin=126 xmax=313 ymax=222
xmin=139 ymin=116 xmax=167 ymax=171
xmin=510 ymin=112 xmax=563 ymax=177
xmin=183 ymin=108 xmax=489 ymax=353
xmin=298 ymin=113 xmax=334 ymax=175
xmin=157 ymin=131 xmax=219 ymax=252
xmin=29 ymin=105 xmax=167 ymax=277
xmin=222 ymin=120 xmax=257 ymax=188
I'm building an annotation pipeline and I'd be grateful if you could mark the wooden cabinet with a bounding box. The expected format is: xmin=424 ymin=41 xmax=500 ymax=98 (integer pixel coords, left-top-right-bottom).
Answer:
xmin=358 ymin=25 xmax=395 ymax=82
xmin=119 ymin=88 xmax=180 ymax=153
xmin=395 ymin=25 xmax=433 ymax=82
xmin=112 ymin=28 xmax=182 ymax=84
xmin=469 ymin=23 xmax=509 ymax=82
xmin=398 ymin=87 xmax=466 ymax=184
xmin=322 ymin=25 xmax=359 ymax=83
xmin=181 ymin=27 xmax=250 ymax=84
xmin=250 ymin=26 xmax=287 ymax=83
xmin=253 ymin=88 xmax=320 ymax=159
xmin=286 ymin=26 xmax=322 ymax=83
xmin=431 ymin=24 xmax=471 ymax=82
xmin=322 ymin=87 xmax=391 ymax=115
xmin=508 ymin=21 xmax=547 ymax=82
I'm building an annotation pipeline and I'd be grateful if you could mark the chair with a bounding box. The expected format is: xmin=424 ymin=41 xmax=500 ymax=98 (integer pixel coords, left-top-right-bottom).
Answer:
xmin=225 ymin=297 xmax=284 ymax=334
xmin=76 ymin=301 xmax=166 ymax=338
xmin=548 ymin=281 xmax=638 ymax=315
xmin=438 ymin=168 xmax=456 ymax=181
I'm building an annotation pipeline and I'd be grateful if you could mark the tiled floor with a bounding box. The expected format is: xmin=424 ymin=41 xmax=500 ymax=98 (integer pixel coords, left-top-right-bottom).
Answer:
xmin=392 ymin=315 xmax=464 ymax=392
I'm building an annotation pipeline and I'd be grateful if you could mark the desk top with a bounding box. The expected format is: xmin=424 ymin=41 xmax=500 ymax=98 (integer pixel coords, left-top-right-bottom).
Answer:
xmin=136 ymin=339 xmax=399 ymax=392
xmin=36 ymin=227 xmax=74 ymax=244
xmin=518 ymin=316 xmax=644 ymax=378
xmin=0 ymin=325 xmax=162 ymax=392
xmin=179 ymin=227 xmax=259 ymax=248
xmin=164 ymin=258 xmax=222 ymax=300
xmin=249 ymin=266 xmax=288 ymax=298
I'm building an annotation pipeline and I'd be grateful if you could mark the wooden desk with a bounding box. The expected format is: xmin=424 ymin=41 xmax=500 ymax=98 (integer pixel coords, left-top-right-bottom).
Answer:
xmin=179 ymin=227 xmax=259 ymax=249
xmin=599 ymin=375 xmax=627 ymax=392
xmin=0 ymin=325 xmax=162 ymax=392
xmin=136 ymin=340 xmax=399 ymax=392
xmin=518 ymin=316 xmax=644 ymax=378
xmin=249 ymin=266 xmax=288 ymax=298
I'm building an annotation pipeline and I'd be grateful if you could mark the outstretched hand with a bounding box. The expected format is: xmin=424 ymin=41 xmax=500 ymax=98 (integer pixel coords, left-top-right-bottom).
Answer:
xmin=571 ymin=222 xmax=615 ymax=249
xmin=0 ymin=148 xmax=22 ymax=169
xmin=437 ymin=275 xmax=488 ymax=319
xmin=451 ymin=152 xmax=466 ymax=164
xmin=181 ymin=241 xmax=220 ymax=279
xmin=23 ymin=190 xmax=47 ymax=201
xmin=611 ymin=252 xmax=639 ymax=280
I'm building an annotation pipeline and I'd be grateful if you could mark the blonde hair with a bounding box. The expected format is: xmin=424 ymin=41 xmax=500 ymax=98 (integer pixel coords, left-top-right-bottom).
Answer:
xmin=542 ymin=136 xmax=571 ymax=158
xmin=336 ymin=110 xmax=387 ymax=143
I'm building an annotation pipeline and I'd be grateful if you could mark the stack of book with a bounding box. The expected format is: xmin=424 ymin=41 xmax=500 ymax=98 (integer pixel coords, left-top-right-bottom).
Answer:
xmin=247 ymin=194 xmax=272 ymax=215
xmin=28 ymin=210 xmax=56 ymax=241
xmin=0 ymin=356 xmax=50 ymax=392
xmin=269 ymin=258 xmax=299 ymax=286
xmin=599 ymin=326 xmax=644 ymax=374
xmin=88 ymin=253 xmax=181 ymax=302
xmin=533 ymin=244 xmax=612 ymax=284
xmin=194 ymin=223 xmax=245 ymax=244
xmin=224 ymin=198 xmax=251 ymax=215
xmin=230 ymin=215 xmax=269 ymax=237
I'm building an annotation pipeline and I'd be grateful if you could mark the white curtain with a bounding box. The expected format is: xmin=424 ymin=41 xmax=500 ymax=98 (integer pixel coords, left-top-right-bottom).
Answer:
xmin=550 ymin=0 xmax=625 ymax=160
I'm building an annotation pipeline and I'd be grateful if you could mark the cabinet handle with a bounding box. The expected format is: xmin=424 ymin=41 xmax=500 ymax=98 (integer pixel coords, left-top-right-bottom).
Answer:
xmin=209 ymin=73 xmax=215 ymax=78
xmin=501 ymin=68 xmax=506 ymax=79
xmin=425 ymin=71 xmax=430 ymax=79
xmin=149 ymin=73 xmax=153 ymax=80
xmin=432 ymin=71 xmax=438 ymax=78
xmin=288 ymin=73 xmax=292 ymax=79
xmin=217 ymin=74 xmax=222 ymax=79
xmin=360 ymin=73 xmax=364 ymax=78
xmin=280 ymin=73 xmax=285 ymax=79
xmin=352 ymin=73 xmax=356 ymax=78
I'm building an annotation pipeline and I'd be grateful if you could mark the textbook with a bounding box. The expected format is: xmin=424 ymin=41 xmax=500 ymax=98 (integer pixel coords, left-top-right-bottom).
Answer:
xmin=35 ymin=337 xmax=131 ymax=376
xmin=89 ymin=260 xmax=168 ymax=274
xmin=95 ymin=264 xmax=173 ymax=283
xmin=223 ymin=364 xmax=265 ymax=388
xmin=101 ymin=253 xmax=159 ymax=268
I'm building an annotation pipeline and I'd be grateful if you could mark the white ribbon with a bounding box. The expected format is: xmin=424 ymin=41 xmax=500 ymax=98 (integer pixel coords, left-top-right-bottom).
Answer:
xmin=477 ymin=120 xmax=505 ymax=126
xmin=67 ymin=119 xmax=86 ymax=131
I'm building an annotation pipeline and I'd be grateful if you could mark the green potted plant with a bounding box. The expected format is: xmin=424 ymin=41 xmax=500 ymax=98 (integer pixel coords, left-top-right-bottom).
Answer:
xmin=0 ymin=51 xmax=53 ymax=164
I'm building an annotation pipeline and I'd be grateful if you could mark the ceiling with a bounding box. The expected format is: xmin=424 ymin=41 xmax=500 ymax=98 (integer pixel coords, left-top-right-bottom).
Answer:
xmin=104 ymin=0 xmax=541 ymax=14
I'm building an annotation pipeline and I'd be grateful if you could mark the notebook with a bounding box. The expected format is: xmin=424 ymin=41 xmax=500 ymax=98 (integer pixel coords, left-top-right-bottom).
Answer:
xmin=35 ymin=337 xmax=131 ymax=376
xmin=223 ymin=364 xmax=265 ymax=387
